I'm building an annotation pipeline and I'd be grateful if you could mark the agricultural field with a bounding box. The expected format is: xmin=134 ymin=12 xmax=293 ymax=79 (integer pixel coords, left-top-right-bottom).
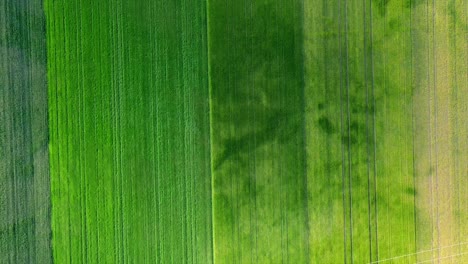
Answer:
xmin=45 ymin=0 xmax=212 ymax=263
xmin=1 ymin=0 xmax=467 ymax=263
xmin=411 ymin=0 xmax=468 ymax=262
xmin=0 ymin=0 xmax=52 ymax=263
xmin=304 ymin=0 xmax=417 ymax=262
xmin=304 ymin=0 xmax=468 ymax=262
xmin=208 ymin=0 xmax=309 ymax=263
xmin=210 ymin=0 xmax=468 ymax=263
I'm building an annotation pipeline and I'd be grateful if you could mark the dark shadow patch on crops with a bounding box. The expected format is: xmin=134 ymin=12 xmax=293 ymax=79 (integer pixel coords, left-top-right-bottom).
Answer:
xmin=214 ymin=110 xmax=302 ymax=170
xmin=317 ymin=116 xmax=334 ymax=134
xmin=341 ymin=120 xmax=367 ymax=147
xmin=210 ymin=0 xmax=305 ymax=171
xmin=351 ymin=101 xmax=374 ymax=114
xmin=341 ymin=134 xmax=357 ymax=146
xmin=405 ymin=187 xmax=417 ymax=196
xmin=372 ymin=0 xmax=391 ymax=16
xmin=372 ymin=0 xmax=413 ymax=17
xmin=209 ymin=1 xmax=302 ymax=105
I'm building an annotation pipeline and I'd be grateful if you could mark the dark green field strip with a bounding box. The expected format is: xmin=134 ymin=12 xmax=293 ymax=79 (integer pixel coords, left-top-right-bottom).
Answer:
xmin=208 ymin=0 xmax=309 ymax=263
xmin=304 ymin=0 xmax=418 ymax=262
xmin=46 ymin=0 xmax=212 ymax=263
xmin=0 ymin=0 xmax=52 ymax=263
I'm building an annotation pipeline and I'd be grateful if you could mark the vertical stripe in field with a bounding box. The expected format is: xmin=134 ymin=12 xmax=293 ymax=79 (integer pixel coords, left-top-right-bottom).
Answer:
xmin=456 ymin=0 xmax=468 ymax=261
xmin=304 ymin=0 xmax=418 ymax=262
xmin=0 ymin=0 xmax=52 ymax=263
xmin=372 ymin=0 xmax=416 ymax=261
xmin=45 ymin=0 xmax=213 ymax=263
xmin=303 ymin=0 xmax=347 ymax=262
xmin=208 ymin=0 xmax=309 ymax=262
xmin=412 ymin=0 xmax=435 ymax=260
xmin=412 ymin=0 xmax=468 ymax=262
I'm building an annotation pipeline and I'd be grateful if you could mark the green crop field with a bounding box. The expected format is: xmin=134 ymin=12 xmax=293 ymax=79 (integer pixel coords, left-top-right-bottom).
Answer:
xmin=306 ymin=0 xmax=468 ymax=262
xmin=208 ymin=0 xmax=309 ymax=263
xmin=0 ymin=0 xmax=52 ymax=263
xmin=304 ymin=0 xmax=417 ymax=262
xmin=1 ymin=0 xmax=467 ymax=263
xmin=45 ymin=0 xmax=212 ymax=263
xmin=208 ymin=0 xmax=468 ymax=262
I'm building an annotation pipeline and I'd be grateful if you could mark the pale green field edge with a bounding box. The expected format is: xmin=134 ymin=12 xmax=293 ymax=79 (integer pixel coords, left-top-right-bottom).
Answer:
xmin=412 ymin=0 xmax=468 ymax=262
xmin=304 ymin=0 xmax=468 ymax=263
xmin=45 ymin=0 xmax=213 ymax=263
xmin=0 ymin=0 xmax=52 ymax=263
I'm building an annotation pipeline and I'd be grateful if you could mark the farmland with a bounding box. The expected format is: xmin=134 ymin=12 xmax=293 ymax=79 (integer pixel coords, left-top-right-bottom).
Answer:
xmin=411 ymin=0 xmax=468 ymax=262
xmin=304 ymin=0 xmax=468 ymax=262
xmin=45 ymin=0 xmax=212 ymax=263
xmin=208 ymin=0 xmax=309 ymax=263
xmin=304 ymin=0 xmax=417 ymax=262
xmin=0 ymin=0 xmax=52 ymax=263
xmin=209 ymin=0 xmax=468 ymax=262
xmin=1 ymin=0 xmax=467 ymax=263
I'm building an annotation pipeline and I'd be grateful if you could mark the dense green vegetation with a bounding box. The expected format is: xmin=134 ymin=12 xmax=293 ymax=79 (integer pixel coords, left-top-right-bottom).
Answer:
xmin=46 ymin=0 xmax=212 ymax=263
xmin=304 ymin=0 xmax=417 ymax=262
xmin=208 ymin=0 xmax=468 ymax=262
xmin=0 ymin=0 xmax=52 ymax=263
xmin=2 ymin=0 xmax=466 ymax=263
xmin=305 ymin=0 xmax=468 ymax=262
xmin=208 ymin=0 xmax=309 ymax=262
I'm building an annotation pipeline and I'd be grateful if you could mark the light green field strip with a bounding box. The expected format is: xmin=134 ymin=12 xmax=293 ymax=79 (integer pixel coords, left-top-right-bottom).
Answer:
xmin=412 ymin=0 xmax=468 ymax=262
xmin=304 ymin=0 xmax=468 ymax=263
xmin=0 ymin=0 xmax=52 ymax=263
xmin=371 ymin=1 xmax=416 ymax=261
xmin=45 ymin=0 xmax=212 ymax=263
xmin=305 ymin=0 xmax=416 ymax=262
xmin=304 ymin=0 xmax=352 ymax=262
xmin=208 ymin=0 xmax=309 ymax=263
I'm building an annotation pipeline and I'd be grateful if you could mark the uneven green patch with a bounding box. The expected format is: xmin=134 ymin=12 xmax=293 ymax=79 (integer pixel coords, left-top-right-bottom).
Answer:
xmin=208 ymin=0 xmax=309 ymax=262
xmin=0 ymin=0 xmax=52 ymax=263
xmin=304 ymin=0 xmax=468 ymax=263
xmin=46 ymin=0 xmax=212 ymax=263
xmin=304 ymin=0 xmax=417 ymax=262
xmin=37 ymin=0 xmax=468 ymax=263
